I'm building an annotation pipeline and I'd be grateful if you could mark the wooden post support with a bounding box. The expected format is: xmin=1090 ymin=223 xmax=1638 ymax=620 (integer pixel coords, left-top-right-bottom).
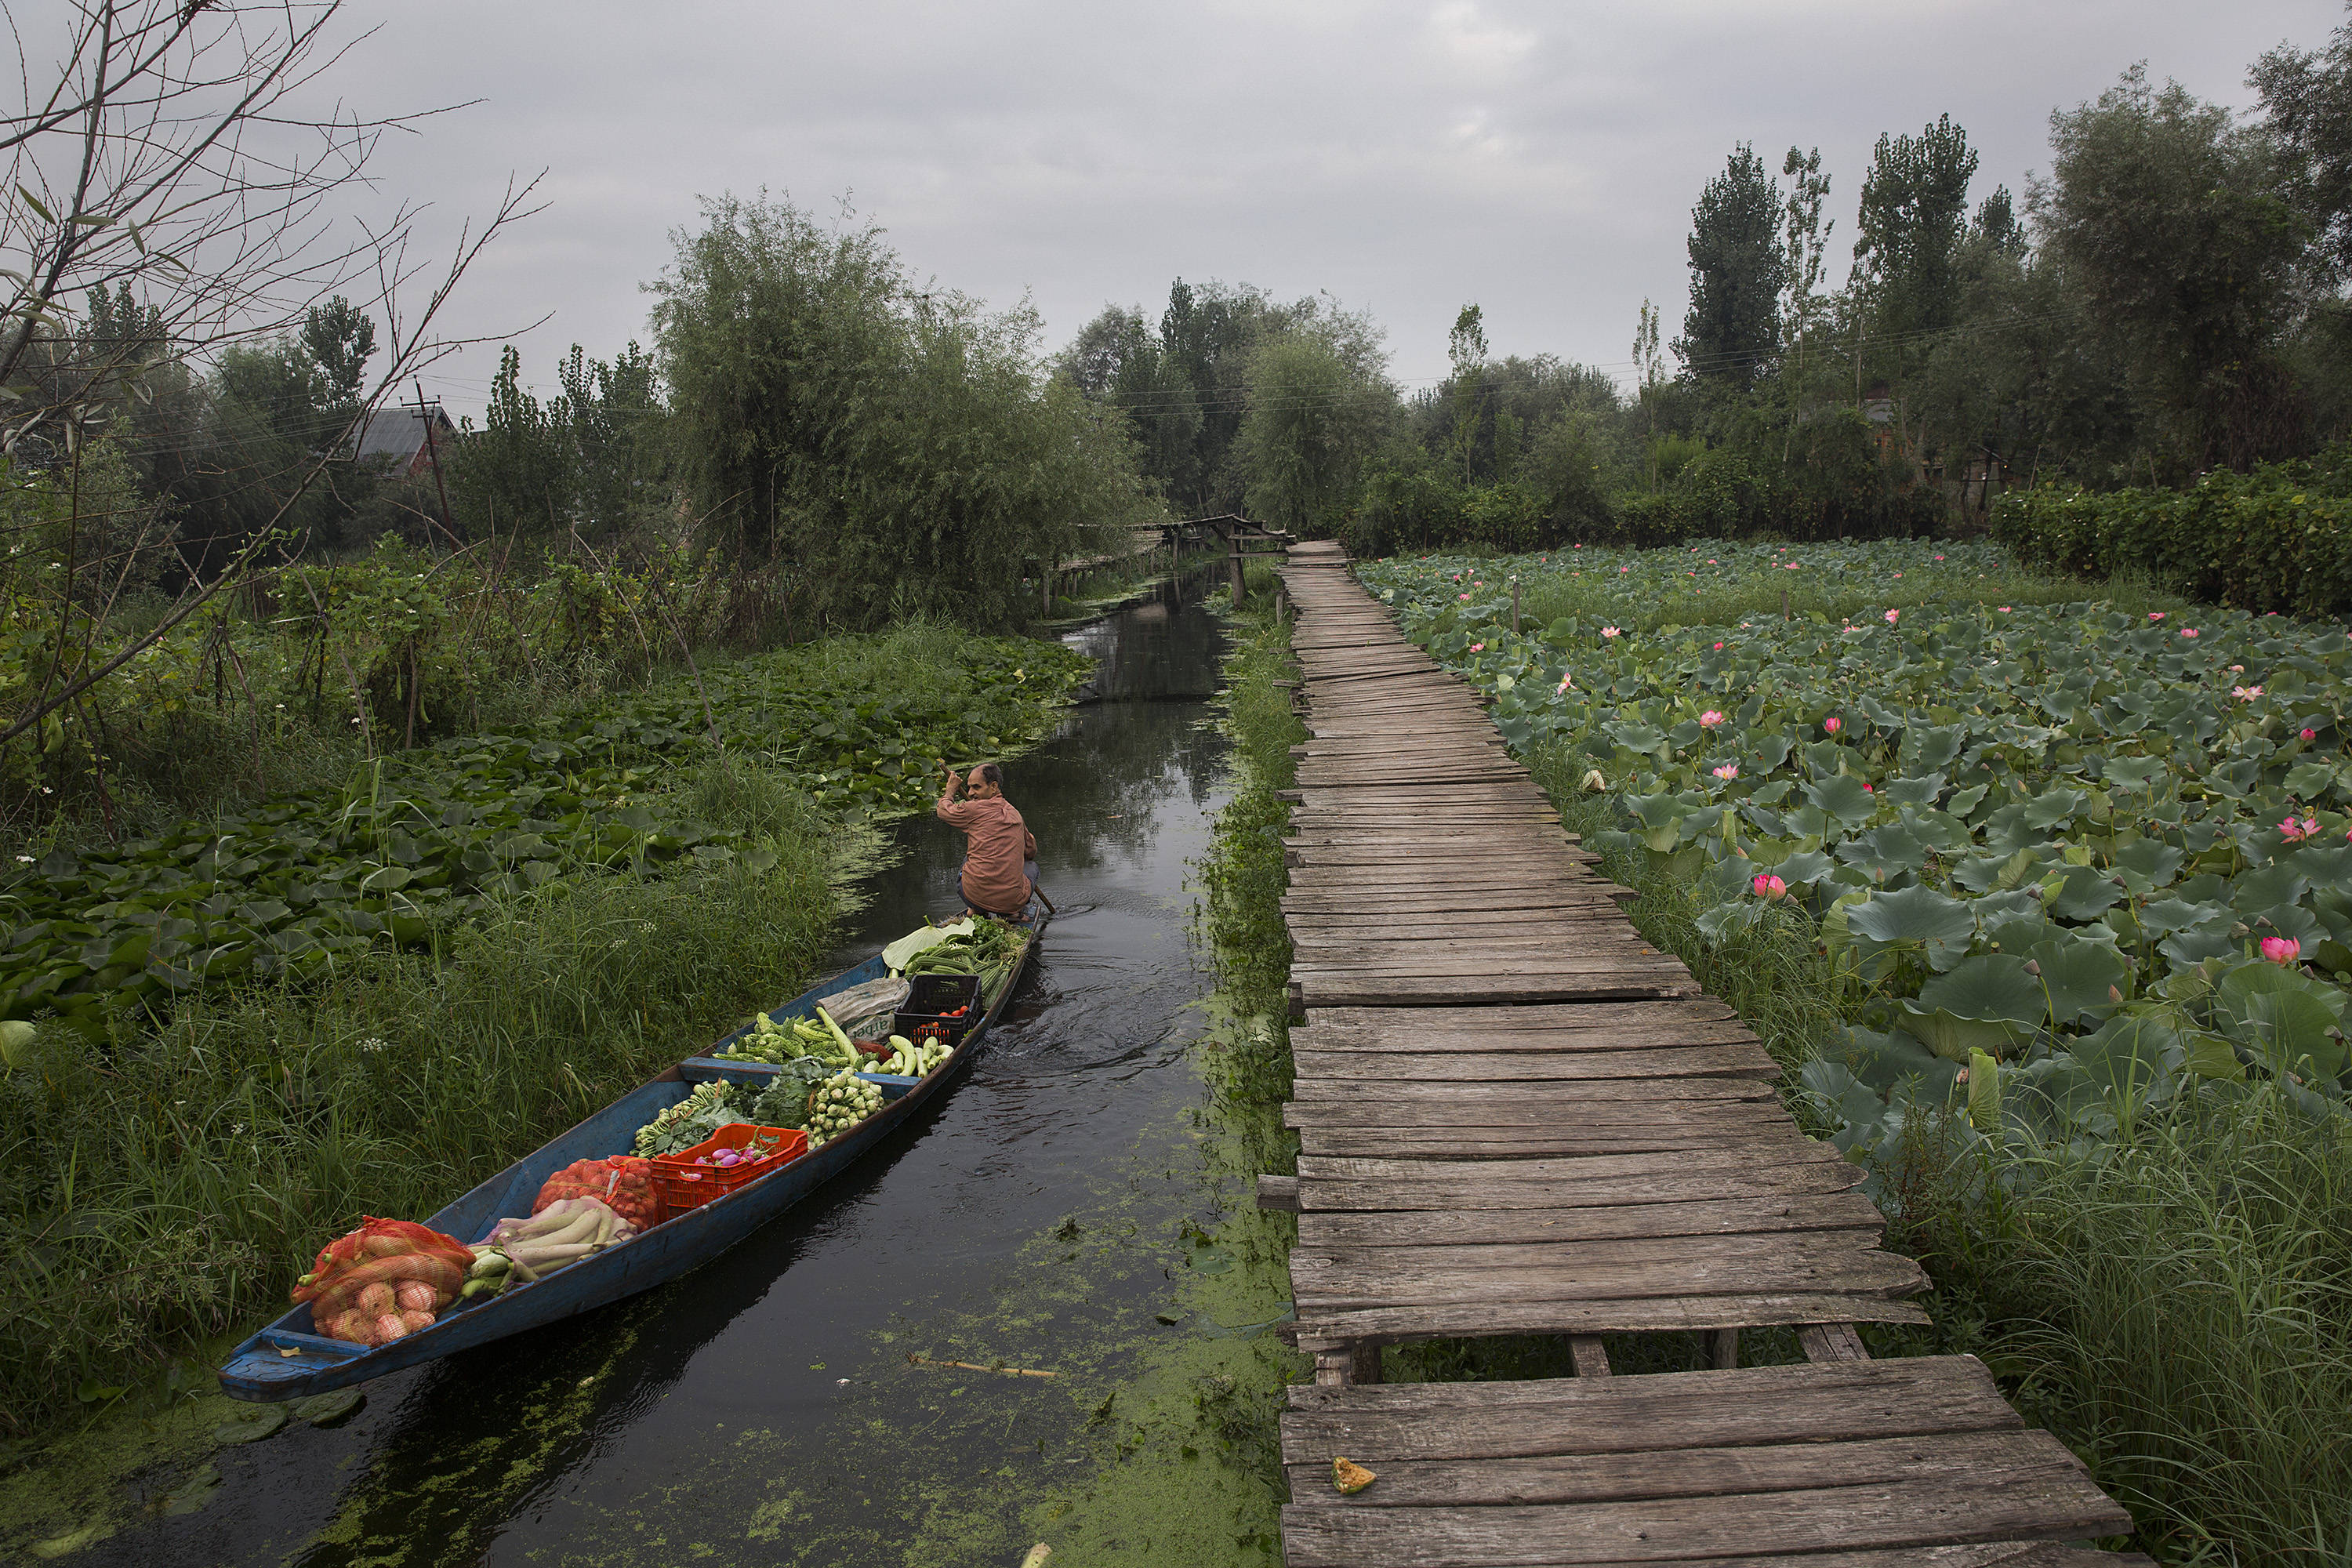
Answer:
xmin=1797 ymin=1323 xmax=1871 ymax=1363
xmin=1512 ymin=579 xmax=1521 ymax=635
xmin=1568 ymin=1335 xmax=1612 ymax=1377
xmin=1709 ymin=1327 xmax=1740 ymax=1370
xmin=1350 ymin=1339 xmax=1382 ymax=1385
xmin=1255 ymin=1174 xmax=1301 ymax=1211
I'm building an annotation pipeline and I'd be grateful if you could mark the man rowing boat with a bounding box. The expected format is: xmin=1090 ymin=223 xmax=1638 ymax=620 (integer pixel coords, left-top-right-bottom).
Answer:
xmin=935 ymin=762 xmax=1038 ymax=920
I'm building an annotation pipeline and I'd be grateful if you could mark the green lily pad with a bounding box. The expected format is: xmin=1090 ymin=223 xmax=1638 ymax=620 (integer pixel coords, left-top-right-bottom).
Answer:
xmin=162 ymin=1464 xmax=224 ymax=1516
xmin=213 ymin=1403 xmax=288 ymax=1444
xmin=291 ymin=1388 xmax=365 ymax=1427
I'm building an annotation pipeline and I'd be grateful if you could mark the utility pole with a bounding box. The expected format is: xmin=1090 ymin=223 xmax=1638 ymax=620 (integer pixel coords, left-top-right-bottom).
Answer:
xmin=406 ymin=380 xmax=460 ymax=546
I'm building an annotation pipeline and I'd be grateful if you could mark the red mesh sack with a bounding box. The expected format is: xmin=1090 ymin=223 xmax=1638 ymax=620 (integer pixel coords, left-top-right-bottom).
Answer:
xmin=291 ymin=1218 xmax=474 ymax=1340
xmin=532 ymin=1156 xmax=658 ymax=1230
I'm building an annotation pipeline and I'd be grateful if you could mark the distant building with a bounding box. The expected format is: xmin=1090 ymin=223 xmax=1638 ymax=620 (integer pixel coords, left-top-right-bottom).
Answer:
xmin=352 ymin=403 xmax=457 ymax=478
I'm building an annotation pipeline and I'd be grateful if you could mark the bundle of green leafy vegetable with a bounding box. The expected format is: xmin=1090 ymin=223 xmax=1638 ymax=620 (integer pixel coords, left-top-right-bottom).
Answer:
xmin=633 ymin=1080 xmax=751 ymax=1157
xmin=749 ymin=1058 xmax=834 ymax=1131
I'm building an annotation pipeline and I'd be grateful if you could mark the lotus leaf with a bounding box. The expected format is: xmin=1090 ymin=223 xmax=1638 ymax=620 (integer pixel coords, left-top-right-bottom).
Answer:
xmin=1847 ymin=884 xmax=1976 ymax=973
xmin=1803 ymin=773 xmax=1879 ymax=826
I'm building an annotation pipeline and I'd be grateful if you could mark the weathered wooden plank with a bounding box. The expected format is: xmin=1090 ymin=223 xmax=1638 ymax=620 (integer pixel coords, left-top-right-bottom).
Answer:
xmin=1283 ymin=1356 xmax=2003 ymax=1437
xmin=1297 ymin=1192 xmax=1887 ymax=1250
xmin=1296 ymin=980 xmax=1700 ymax=1008
xmin=1289 ymin=1094 xmax=1788 ymax=1129
xmin=1290 ymin=1247 xmax=1924 ymax=1310
xmin=1291 ymin=1003 xmax=1751 ymax=1047
xmin=1292 ymin=1293 xmax=1932 ymax=1339
xmin=1298 ymin=1148 xmax=1843 ymax=1182
xmin=1298 ymin=1128 xmax=1802 ymax=1160
xmin=1292 ymin=1229 xmax=1900 ymax=1278
xmin=1287 ymin=935 xmax=1664 ymax=962
xmin=1294 ymin=1163 xmax=1867 ymax=1214
xmin=1290 ymin=1047 xmax=1778 ymax=1082
xmin=1287 ymin=1078 xmax=1779 ymax=1110
xmin=1276 ymin=1470 xmax=2135 ymax=1566
xmin=1279 ymin=1427 xmax=2084 ymax=1510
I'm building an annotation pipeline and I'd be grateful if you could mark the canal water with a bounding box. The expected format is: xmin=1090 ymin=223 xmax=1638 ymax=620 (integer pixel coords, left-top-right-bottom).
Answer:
xmin=117 ymin=574 xmax=1290 ymax=1567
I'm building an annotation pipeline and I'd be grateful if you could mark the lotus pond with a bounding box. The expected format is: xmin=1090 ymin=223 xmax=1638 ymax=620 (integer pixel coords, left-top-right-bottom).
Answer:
xmin=1361 ymin=539 xmax=2352 ymax=1163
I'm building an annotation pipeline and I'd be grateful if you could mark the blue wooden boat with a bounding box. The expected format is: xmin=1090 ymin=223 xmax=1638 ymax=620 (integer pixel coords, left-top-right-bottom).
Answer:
xmin=216 ymin=912 xmax=1047 ymax=1402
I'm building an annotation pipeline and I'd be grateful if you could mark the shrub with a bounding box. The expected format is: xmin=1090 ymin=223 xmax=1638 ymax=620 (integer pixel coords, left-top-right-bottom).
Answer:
xmin=1995 ymin=461 xmax=2352 ymax=617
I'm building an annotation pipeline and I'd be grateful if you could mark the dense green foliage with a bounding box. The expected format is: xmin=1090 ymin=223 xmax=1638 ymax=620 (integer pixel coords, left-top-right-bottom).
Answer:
xmin=652 ymin=195 xmax=1161 ymax=630
xmin=1368 ymin=541 xmax=2352 ymax=1562
xmin=0 ymin=622 xmax=1087 ymax=1031
xmin=1995 ymin=459 xmax=2352 ymax=616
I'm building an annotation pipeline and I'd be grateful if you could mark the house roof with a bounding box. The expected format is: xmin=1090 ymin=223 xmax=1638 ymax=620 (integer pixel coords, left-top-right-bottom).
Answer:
xmin=354 ymin=404 xmax=456 ymax=464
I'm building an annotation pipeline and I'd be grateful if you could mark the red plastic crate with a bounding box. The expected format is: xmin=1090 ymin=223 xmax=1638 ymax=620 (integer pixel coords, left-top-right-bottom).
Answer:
xmin=652 ymin=1123 xmax=808 ymax=1218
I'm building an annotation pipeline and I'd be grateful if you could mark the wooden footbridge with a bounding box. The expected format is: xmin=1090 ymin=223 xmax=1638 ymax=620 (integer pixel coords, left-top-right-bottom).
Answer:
xmin=1260 ymin=540 xmax=2149 ymax=1568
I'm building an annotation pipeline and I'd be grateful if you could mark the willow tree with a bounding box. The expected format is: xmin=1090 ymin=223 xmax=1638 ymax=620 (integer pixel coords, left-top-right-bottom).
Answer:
xmin=1240 ymin=321 xmax=1395 ymax=535
xmin=652 ymin=194 xmax=1162 ymax=630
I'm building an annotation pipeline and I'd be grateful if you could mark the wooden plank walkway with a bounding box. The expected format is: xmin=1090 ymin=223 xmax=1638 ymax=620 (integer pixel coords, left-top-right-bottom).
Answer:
xmin=1263 ymin=540 xmax=2149 ymax=1567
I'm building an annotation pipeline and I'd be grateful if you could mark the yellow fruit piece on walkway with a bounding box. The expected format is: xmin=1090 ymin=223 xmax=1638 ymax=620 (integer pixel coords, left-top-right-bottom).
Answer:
xmin=1331 ymin=1457 xmax=1377 ymax=1494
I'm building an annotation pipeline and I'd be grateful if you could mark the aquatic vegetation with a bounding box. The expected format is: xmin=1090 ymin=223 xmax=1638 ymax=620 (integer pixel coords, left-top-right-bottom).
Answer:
xmin=1365 ymin=541 xmax=2352 ymax=1160
xmin=0 ymin=627 xmax=1088 ymax=1033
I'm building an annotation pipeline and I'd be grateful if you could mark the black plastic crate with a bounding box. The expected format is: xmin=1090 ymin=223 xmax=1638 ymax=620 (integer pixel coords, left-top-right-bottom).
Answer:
xmin=893 ymin=972 xmax=985 ymax=1049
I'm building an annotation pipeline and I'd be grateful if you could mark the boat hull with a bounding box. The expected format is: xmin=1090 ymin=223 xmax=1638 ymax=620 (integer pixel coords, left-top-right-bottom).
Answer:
xmin=217 ymin=918 xmax=1042 ymax=1401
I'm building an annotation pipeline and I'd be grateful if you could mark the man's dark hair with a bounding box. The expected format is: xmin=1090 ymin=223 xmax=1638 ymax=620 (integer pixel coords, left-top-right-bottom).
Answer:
xmin=977 ymin=763 xmax=1003 ymax=789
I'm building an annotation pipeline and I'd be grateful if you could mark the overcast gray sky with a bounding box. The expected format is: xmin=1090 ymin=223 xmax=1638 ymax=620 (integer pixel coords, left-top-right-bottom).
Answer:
xmin=352 ymin=0 xmax=2347 ymax=414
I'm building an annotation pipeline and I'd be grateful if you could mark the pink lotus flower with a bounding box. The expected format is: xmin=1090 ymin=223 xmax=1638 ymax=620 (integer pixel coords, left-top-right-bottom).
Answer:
xmin=1862 ymin=782 xmax=1874 ymax=792
xmin=2301 ymin=728 xmax=2318 ymax=741
xmin=1573 ymin=543 xmax=1582 ymax=549
xmin=1712 ymin=641 xmax=1725 ymax=650
xmin=2148 ymin=612 xmax=2165 ymax=621
xmin=2260 ymin=936 xmax=2302 ymax=966
xmin=1601 ymin=626 xmax=1621 ymax=639
xmin=2180 ymin=628 xmax=2198 ymax=638
xmin=1707 ymin=558 xmax=1718 ymax=564
xmin=1468 ymin=642 xmax=1485 ymax=653
xmin=1997 ymin=606 xmax=2013 ymax=613
xmin=1557 ymin=674 xmax=1574 ymax=693
xmin=1619 ymin=566 xmax=1630 ymax=574
xmin=2280 ymin=816 xmax=2321 ymax=843
xmin=1934 ymin=554 xmax=1945 ymax=561
xmin=1700 ymin=710 xmax=1726 ymax=728
xmin=1893 ymin=572 xmax=1903 ymax=579
xmin=1751 ymin=873 xmax=1787 ymax=900
xmin=2233 ymin=685 xmax=2263 ymax=702
xmin=1458 ymin=592 xmax=1471 ymax=600
xmin=1784 ymin=562 xmax=1800 ymax=570
xmin=2229 ymin=665 xmax=2244 ymax=673
xmin=1884 ymin=609 xmax=1900 ymax=625
xmin=1712 ymin=764 xmax=1740 ymax=780
xmin=1823 ymin=717 xmax=1842 ymax=734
